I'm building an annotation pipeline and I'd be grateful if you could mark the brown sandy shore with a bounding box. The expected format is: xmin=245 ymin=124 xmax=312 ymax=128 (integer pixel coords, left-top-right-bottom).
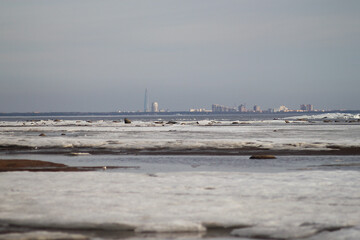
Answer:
xmin=0 ymin=159 xmax=139 ymax=172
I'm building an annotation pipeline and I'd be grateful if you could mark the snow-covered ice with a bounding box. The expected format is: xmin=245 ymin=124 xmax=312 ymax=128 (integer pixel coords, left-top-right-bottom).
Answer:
xmin=285 ymin=112 xmax=360 ymax=120
xmin=0 ymin=170 xmax=359 ymax=239
xmin=1 ymin=114 xmax=360 ymax=239
xmin=0 ymin=118 xmax=359 ymax=153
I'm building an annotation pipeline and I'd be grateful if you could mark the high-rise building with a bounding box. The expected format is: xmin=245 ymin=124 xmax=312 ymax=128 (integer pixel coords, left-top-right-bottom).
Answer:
xmin=144 ymin=89 xmax=149 ymax=112
xmin=212 ymin=104 xmax=222 ymax=112
xmin=253 ymin=105 xmax=261 ymax=112
xmin=306 ymin=104 xmax=314 ymax=111
xmin=300 ymin=104 xmax=314 ymax=111
xmin=152 ymin=102 xmax=159 ymax=112
xmin=238 ymin=104 xmax=247 ymax=112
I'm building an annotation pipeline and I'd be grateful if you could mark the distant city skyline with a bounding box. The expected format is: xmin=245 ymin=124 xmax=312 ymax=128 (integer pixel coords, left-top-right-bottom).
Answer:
xmin=131 ymin=91 xmax=328 ymax=113
xmin=127 ymin=89 xmax=324 ymax=113
xmin=1 ymin=1 xmax=359 ymax=112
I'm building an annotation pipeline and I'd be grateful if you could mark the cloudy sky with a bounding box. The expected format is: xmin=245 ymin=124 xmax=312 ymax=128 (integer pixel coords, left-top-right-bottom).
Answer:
xmin=0 ymin=0 xmax=359 ymax=112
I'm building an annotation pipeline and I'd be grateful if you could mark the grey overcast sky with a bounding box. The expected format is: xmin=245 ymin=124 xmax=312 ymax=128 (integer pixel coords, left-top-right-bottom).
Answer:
xmin=0 ymin=0 xmax=359 ymax=112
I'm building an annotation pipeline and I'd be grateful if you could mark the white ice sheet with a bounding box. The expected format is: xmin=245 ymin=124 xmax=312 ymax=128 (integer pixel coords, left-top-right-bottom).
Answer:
xmin=0 ymin=119 xmax=359 ymax=152
xmin=0 ymin=171 xmax=359 ymax=239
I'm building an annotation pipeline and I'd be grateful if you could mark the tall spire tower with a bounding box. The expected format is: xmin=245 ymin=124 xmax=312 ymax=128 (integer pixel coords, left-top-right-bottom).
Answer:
xmin=144 ymin=88 xmax=149 ymax=112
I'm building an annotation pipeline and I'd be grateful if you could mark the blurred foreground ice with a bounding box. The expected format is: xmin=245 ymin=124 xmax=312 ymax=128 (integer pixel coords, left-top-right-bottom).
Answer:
xmin=0 ymin=171 xmax=359 ymax=239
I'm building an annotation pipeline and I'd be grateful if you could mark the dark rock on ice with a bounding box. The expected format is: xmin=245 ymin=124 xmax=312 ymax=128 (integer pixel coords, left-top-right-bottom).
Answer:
xmin=39 ymin=133 xmax=46 ymax=137
xmin=147 ymin=173 xmax=158 ymax=177
xmin=249 ymin=155 xmax=277 ymax=159
xmin=167 ymin=121 xmax=177 ymax=124
xmin=124 ymin=118 xmax=132 ymax=124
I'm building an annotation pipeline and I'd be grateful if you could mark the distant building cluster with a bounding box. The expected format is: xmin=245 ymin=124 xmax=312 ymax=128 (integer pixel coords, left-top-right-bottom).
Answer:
xmin=212 ymin=104 xmax=237 ymax=112
xmin=276 ymin=105 xmax=288 ymax=112
xmin=121 ymin=89 xmax=320 ymax=113
xmin=300 ymin=104 xmax=314 ymax=111
xmin=141 ymin=89 xmax=167 ymax=113
xmin=189 ymin=108 xmax=211 ymax=113
xmin=208 ymin=103 xmax=317 ymax=113
xmin=212 ymin=104 xmax=264 ymax=113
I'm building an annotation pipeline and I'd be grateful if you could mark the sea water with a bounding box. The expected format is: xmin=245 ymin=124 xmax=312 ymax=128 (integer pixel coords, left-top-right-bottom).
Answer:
xmin=0 ymin=112 xmax=360 ymax=240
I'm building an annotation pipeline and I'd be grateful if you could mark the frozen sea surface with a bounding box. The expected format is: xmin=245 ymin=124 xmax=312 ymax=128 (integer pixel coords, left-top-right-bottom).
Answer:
xmin=0 ymin=113 xmax=360 ymax=154
xmin=1 ymin=113 xmax=360 ymax=239
xmin=1 ymin=170 xmax=360 ymax=240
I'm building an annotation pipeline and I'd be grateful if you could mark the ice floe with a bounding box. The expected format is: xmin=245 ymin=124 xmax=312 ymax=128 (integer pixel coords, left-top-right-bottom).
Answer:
xmin=0 ymin=119 xmax=359 ymax=153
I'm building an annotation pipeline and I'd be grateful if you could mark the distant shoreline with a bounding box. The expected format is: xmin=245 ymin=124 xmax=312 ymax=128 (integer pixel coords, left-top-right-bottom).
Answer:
xmin=0 ymin=110 xmax=359 ymax=117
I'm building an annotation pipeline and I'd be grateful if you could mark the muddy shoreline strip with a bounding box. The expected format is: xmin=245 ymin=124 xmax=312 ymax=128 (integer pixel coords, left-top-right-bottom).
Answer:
xmin=1 ymin=145 xmax=360 ymax=155
xmin=0 ymin=159 xmax=139 ymax=172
